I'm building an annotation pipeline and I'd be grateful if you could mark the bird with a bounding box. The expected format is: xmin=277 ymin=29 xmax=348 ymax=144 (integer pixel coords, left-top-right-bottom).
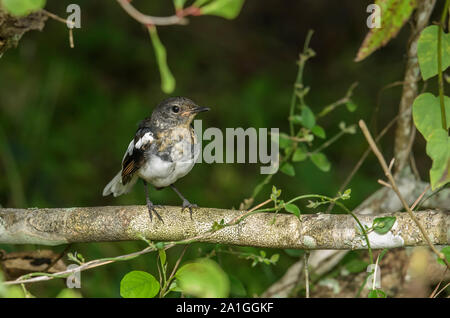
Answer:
xmin=102 ymin=96 xmax=210 ymax=222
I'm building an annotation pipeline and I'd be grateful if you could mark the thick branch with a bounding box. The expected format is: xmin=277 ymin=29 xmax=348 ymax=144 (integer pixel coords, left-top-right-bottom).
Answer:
xmin=0 ymin=9 xmax=47 ymax=56
xmin=0 ymin=206 xmax=448 ymax=249
xmin=394 ymin=0 xmax=436 ymax=172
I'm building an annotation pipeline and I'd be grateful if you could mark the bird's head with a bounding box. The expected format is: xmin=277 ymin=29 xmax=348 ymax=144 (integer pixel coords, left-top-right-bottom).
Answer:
xmin=151 ymin=97 xmax=209 ymax=130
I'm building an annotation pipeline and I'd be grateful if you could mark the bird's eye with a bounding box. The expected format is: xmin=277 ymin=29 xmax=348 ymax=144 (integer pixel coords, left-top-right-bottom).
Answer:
xmin=171 ymin=106 xmax=180 ymax=113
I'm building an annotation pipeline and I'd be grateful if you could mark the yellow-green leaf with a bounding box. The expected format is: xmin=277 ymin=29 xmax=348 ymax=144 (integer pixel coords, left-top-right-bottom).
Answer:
xmin=280 ymin=162 xmax=295 ymax=176
xmin=173 ymin=0 xmax=187 ymax=10
xmin=292 ymin=147 xmax=307 ymax=162
xmin=412 ymin=93 xmax=450 ymax=141
xmin=200 ymin=0 xmax=245 ymax=20
xmin=1 ymin=0 xmax=46 ymax=16
xmin=120 ymin=271 xmax=160 ymax=298
xmin=417 ymin=25 xmax=450 ymax=80
xmin=300 ymin=105 xmax=316 ymax=129
xmin=426 ymin=129 xmax=450 ymax=190
xmin=311 ymin=125 xmax=326 ymax=139
xmin=148 ymin=26 xmax=176 ymax=94
xmin=175 ymin=258 xmax=229 ymax=298
xmin=355 ymin=0 xmax=417 ymax=62
xmin=310 ymin=152 xmax=331 ymax=172
xmin=285 ymin=203 xmax=300 ymax=218
xmin=372 ymin=216 xmax=396 ymax=234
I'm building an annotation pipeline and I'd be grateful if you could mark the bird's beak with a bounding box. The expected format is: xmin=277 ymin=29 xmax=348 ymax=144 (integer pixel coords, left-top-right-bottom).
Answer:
xmin=191 ymin=106 xmax=210 ymax=113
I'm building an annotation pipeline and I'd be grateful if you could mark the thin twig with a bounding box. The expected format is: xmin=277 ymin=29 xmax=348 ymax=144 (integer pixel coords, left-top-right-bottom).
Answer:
xmin=429 ymin=268 xmax=448 ymax=298
xmin=42 ymin=9 xmax=75 ymax=27
xmin=116 ymin=0 xmax=188 ymax=26
xmin=304 ymin=251 xmax=310 ymax=298
xmin=410 ymin=184 xmax=430 ymax=211
xmin=359 ymin=120 xmax=449 ymax=269
xmin=3 ymin=245 xmax=157 ymax=285
xmin=69 ymin=28 xmax=74 ymax=48
xmin=377 ymin=179 xmax=392 ymax=188
xmin=229 ymin=198 xmax=272 ymax=225
xmin=327 ymin=114 xmax=399 ymax=213
xmin=432 ymin=281 xmax=450 ymax=298
xmin=43 ymin=244 xmax=72 ymax=272
xmin=371 ymin=81 xmax=404 ymax=134
xmin=167 ymin=245 xmax=188 ymax=283
xmin=41 ymin=10 xmax=75 ymax=49
xmin=317 ymin=82 xmax=359 ymax=118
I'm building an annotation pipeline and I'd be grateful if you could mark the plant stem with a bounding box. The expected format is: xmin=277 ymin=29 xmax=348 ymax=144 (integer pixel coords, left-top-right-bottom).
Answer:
xmin=438 ymin=0 xmax=449 ymax=131
xmin=310 ymin=128 xmax=349 ymax=154
xmin=304 ymin=251 xmax=310 ymax=298
xmin=289 ymin=30 xmax=314 ymax=136
xmin=253 ymin=193 xmax=374 ymax=264
xmin=359 ymin=120 xmax=450 ymax=269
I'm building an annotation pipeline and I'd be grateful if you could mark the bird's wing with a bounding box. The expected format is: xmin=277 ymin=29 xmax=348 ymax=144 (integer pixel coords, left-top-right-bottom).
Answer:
xmin=121 ymin=125 xmax=154 ymax=184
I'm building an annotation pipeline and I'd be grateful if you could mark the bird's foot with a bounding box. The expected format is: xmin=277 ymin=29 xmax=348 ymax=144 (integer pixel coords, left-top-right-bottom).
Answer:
xmin=146 ymin=201 xmax=164 ymax=223
xmin=181 ymin=200 xmax=198 ymax=220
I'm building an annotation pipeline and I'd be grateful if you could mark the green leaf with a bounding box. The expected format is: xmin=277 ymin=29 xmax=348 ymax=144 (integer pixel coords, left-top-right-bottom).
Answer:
xmin=346 ymin=101 xmax=358 ymax=112
xmin=310 ymin=152 xmax=331 ymax=172
xmin=426 ymin=129 xmax=450 ymax=190
xmin=285 ymin=203 xmax=301 ymax=218
xmin=3 ymin=286 xmax=25 ymax=298
xmin=417 ymin=25 xmax=450 ymax=80
xmin=280 ymin=162 xmax=295 ymax=176
xmin=175 ymin=258 xmax=230 ymax=298
xmin=289 ymin=115 xmax=303 ymax=125
xmin=56 ymin=289 xmax=82 ymax=298
xmin=300 ymin=105 xmax=316 ymax=129
xmin=368 ymin=289 xmax=387 ymax=298
xmin=311 ymin=125 xmax=326 ymax=139
xmin=148 ymin=26 xmax=176 ymax=94
xmin=194 ymin=0 xmax=213 ymax=7
xmin=270 ymin=185 xmax=281 ymax=201
xmin=345 ymin=259 xmax=369 ymax=273
xmin=372 ymin=216 xmax=396 ymax=234
xmin=270 ymin=254 xmax=280 ymax=263
xmin=412 ymin=93 xmax=450 ymax=141
xmin=355 ymin=0 xmax=417 ymax=62
xmin=1 ymin=0 xmax=46 ymax=16
xmin=341 ymin=188 xmax=352 ymax=200
xmin=437 ymin=246 xmax=450 ymax=266
xmin=200 ymin=0 xmax=245 ymax=19
xmin=159 ymin=249 xmax=166 ymax=266
xmin=413 ymin=93 xmax=450 ymax=190
xmin=173 ymin=0 xmax=187 ymax=10
xmin=378 ymin=248 xmax=389 ymax=262
xmin=120 ymin=271 xmax=160 ymax=298
xmin=292 ymin=147 xmax=307 ymax=162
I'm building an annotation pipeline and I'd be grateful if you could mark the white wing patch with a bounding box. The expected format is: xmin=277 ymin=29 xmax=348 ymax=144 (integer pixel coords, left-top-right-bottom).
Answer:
xmin=135 ymin=132 xmax=154 ymax=149
xmin=122 ymin=139 xmax=135 ymax=163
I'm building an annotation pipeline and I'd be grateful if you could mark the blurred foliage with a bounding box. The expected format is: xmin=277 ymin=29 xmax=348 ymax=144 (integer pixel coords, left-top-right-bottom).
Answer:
xmin=0 ymin=0 xmax=443 ymax=297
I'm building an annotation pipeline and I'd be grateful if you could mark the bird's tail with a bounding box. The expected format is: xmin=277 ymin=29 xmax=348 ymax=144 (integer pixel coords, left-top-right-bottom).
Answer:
xmin=102 ymin=171 xmax=138 ymax=197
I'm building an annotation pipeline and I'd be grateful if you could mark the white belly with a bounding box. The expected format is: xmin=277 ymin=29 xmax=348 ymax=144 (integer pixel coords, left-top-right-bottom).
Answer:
xmin=137 ymin=149 xmax=198 ymax=188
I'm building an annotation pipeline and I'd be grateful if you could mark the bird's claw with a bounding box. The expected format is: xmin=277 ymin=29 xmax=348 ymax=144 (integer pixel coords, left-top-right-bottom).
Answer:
xmin=146 ymin=203 xmax=164 ymax=223
xmin=181 ymin=201 xmax=198 ymax=220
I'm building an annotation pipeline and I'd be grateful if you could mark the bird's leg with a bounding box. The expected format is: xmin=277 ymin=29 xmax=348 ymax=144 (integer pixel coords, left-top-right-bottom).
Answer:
xmin=170 ymin=184 xmax=197 ymax=220
xmin=143 ymin=180 xmax=164 ymax=222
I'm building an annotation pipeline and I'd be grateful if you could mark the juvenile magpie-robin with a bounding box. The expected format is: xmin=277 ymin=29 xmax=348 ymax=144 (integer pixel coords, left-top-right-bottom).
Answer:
xmin=102 ymin=97 xmax=209 ymax=221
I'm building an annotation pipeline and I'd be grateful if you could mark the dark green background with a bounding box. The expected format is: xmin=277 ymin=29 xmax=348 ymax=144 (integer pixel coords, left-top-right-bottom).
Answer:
xmin=0 ymin=0 xmax=440 ymax=297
